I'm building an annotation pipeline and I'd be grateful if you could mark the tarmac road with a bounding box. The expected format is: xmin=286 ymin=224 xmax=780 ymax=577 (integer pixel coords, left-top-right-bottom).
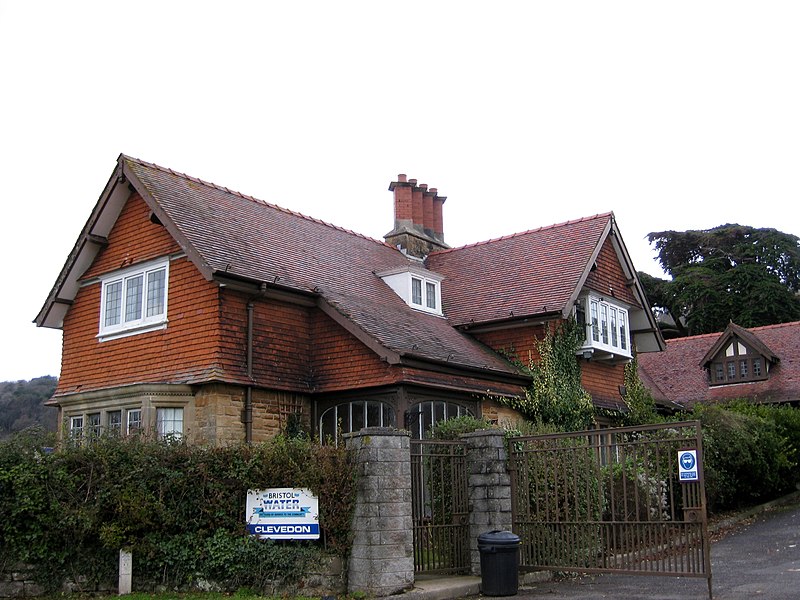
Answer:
xmin=513 ymin=502 xmax=799 ymax=600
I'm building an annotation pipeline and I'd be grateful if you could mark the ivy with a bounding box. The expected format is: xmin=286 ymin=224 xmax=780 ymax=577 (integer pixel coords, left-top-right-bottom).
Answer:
xmin=499 ymin=319 xmax=594 ymax=432
xmin=617 ymin=355 xmax=661 ymax=426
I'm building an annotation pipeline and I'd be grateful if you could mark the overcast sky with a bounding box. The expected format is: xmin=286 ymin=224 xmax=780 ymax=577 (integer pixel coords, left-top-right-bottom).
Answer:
xmin=1 ymin=1 xmax=798 ymax=382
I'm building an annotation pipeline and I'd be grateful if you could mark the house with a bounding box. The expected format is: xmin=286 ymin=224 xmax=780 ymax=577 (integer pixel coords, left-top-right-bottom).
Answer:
xmin=637 ymin=320 xmax=800 ymax=408
xmin=36 ymin=154 xmax=664 ymax=444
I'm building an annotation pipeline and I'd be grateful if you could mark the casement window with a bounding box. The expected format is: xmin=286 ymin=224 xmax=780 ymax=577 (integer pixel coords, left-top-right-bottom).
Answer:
xmin=156 ymin=407 xmax=184 ymax=440
xmin=378 ymin=268 xmax=444 ymax=316
xmin=127 ymin=409 xmax=142 ymax=434
xmin=410 ymin=275 xmax=440 ymax=313
xmin=709 ymin=341 xmax=768 ymax=385
xmin=99 ymin=258 xmax=169 ymax=340
xmin=107 ymin=410 xmax=122 ymax=434
xmin=87 ymin=413 xmax=101 ymax=439
xmin=319 ymin=401 xmax=395 ymax=445
xmin=576 ymin=295 xmax=631 ymax=359
xmin=69 ymin=415 xmax=84 ymax=439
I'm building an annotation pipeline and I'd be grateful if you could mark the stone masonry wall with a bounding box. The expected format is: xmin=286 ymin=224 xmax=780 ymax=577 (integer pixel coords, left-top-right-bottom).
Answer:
xmin=346 ymin=428 xmax=414 ymax=596
xmin=462 ymin=429 xmax=514 ymax=576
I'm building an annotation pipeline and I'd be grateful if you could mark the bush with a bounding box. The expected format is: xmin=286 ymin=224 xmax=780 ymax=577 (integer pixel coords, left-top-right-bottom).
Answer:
xmin=0 ymin=432 xmax=357 ymax=592
xmin=690 ymin=403 xmax=796 ymax=511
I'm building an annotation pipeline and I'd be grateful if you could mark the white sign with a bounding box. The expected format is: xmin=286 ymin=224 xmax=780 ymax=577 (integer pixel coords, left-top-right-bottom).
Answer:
xmin=678 ymin=449 xmax=699 ymax=481
xmin=246 ymin=488 xmax=320 ymax=540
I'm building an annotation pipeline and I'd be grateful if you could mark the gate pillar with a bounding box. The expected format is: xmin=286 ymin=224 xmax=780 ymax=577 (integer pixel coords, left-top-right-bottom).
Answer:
xmin=346 ymin=428 xmax=414 ymax=596
xmin=462 ymin=429 xmax=513 ymax=576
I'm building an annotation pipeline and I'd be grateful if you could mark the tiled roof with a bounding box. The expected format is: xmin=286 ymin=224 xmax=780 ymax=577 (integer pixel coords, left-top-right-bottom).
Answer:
xmin=637 ymin=321 xmax=800 ymax=406
xmin=427 ymin=215 xmax=611 ymax=326
xmin=122 ymin=156 xmax=522 ymax=379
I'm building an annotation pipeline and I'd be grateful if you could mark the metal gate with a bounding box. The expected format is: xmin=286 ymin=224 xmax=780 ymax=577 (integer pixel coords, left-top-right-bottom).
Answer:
xmin=410 ymin=439 xmax=470 ymax=574
xmin=509 ymin=421 xmax=711 ymax=597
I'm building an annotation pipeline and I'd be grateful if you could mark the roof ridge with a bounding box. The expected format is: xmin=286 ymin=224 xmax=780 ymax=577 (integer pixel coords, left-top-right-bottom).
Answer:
xmin=432 ymin=212 xmax=613 ymax=255
xmin=121 ymin=154 xmax=394 ymax=249
xmin=666 ymin=319 xmax=800 ymax=344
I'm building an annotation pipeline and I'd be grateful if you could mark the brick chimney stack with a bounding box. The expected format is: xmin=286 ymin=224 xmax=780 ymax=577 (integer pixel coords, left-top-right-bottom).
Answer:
xmin=386 ymin=174 xmax=448 ymax=258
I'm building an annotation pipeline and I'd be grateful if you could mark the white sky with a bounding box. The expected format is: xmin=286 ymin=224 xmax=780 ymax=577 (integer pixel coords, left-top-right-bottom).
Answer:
xmin=1 ymin=1 xmax=799 ymax=382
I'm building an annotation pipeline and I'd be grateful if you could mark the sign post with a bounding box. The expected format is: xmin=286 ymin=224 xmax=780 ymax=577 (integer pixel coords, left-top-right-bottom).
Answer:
xmin=246 ymin=488 xmax=320 ymax=540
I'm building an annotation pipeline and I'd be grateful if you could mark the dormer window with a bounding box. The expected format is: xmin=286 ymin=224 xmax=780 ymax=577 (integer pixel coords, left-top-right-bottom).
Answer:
xmin=708 ymin=340 xmax=769 ymax=385
xmin=575 ymin=294 xmax=631 ymax=360
xmin=378 ymin=267 xmax=443 ymax=316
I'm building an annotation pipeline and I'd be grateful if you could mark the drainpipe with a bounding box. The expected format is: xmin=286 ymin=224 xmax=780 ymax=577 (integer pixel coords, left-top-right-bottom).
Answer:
xmin=245 ymin=282 xmax=268 ymax=444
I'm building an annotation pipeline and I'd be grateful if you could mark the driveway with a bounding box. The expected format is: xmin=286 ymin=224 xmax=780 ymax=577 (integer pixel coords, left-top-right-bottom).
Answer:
xmin=515 ymin=502 xmax=799 ymax=599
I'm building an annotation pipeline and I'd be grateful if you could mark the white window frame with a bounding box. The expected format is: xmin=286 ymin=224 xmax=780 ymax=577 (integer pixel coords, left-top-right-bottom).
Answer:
xmin=579 ymin=295 xmax=632 ymax=359
xmin=409 ymin=275 xmax=441 ymax=314
xmin=127 ymin=409 xmax=142 ymax=435
xmin=156 ymin=407 xmax=184 ymax=440
xmin=69 ymin=415 xmax=84 ymax=439
xmin=378 ymin=268 xmax=444 ymax=316
xmin=98 ymin=258 xmax=170 ymax=340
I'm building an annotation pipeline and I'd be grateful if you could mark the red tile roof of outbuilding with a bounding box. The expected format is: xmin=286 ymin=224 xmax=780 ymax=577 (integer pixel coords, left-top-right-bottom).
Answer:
xmin=637 ymin=321 xmax=800 ymax=406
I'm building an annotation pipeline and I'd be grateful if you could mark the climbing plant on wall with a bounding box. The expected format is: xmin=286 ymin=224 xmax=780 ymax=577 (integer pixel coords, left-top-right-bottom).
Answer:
xmin=499 ymin=319 xmax=595 ymax=432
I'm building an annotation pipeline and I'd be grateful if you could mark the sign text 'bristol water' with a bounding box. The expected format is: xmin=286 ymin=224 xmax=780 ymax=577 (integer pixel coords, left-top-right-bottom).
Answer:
xmin=246 ymin=488 xmax=320 ymax=540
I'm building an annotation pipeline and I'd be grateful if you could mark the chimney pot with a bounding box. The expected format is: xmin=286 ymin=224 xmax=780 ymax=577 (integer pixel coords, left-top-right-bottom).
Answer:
xmin=419 ymin=184 xmax=428 ymax=191
xmin=398 ymin=174 xmax=407 ymax=183
xmin=409 ymin=178 xmax=417 ymax=185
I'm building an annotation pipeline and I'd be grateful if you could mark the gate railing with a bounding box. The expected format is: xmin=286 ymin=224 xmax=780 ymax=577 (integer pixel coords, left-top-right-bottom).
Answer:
xmin=410 ymin=439 xmax=470 ymax=574
xmin=509 ymin=421 xmax=711 ymax=591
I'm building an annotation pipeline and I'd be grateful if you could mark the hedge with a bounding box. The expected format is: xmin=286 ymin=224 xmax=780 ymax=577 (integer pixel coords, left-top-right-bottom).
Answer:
xmin=0 ymin=429 xmax=357 ymax=593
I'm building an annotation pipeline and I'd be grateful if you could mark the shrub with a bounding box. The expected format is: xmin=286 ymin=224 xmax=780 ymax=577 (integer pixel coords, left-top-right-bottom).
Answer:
xmin=0 ymin=431 xmax=357 ymax=592
xmin=690 ymin=403 xmax=794 ymax=511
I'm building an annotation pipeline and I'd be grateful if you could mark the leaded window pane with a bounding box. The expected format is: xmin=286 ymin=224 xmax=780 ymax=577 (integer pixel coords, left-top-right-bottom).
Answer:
xmin=727 ymin=362 xmax=736 ymax=380
xmin=600 ymin=304 xmax=609 ymax=344
xmin=740 ymin=360 xmax=748 ymax=378
xmin=620 ymin=311 xmax=628 ymax=350
xmin=157 ymin=407 xmax=183 ymax=439
xmin=146 ymin=268 xmax=166 ymax=317
xmin=753 ymin=358 xmax=762 ymax=377
xmin=104 ymin=281 xmax=122 ymax=326
xmin=591 ymin=301 xmax=600 ymax=342
xmin=610 ymin=308 xmax=618 ymax=347
xmin=125 ymin=275 xmax=143 ymax=322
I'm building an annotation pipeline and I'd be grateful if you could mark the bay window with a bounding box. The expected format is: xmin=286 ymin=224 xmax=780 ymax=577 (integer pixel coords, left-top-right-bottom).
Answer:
xmin=578 ymin=295 xmax=632 ymax=359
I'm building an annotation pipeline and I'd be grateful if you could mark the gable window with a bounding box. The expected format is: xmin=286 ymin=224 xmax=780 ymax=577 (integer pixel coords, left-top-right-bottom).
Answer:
xmin=578 ymin=295 xmax=631 ymax=359
xmin=99 ymin=258 xmax=169 ymax=340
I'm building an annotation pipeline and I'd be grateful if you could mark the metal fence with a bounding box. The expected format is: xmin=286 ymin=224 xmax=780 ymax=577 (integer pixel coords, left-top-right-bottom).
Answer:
xmin=410 ymin=439 xmax=470 ymax=574
xmin=509 ymin=421 xmax=711 ymax=597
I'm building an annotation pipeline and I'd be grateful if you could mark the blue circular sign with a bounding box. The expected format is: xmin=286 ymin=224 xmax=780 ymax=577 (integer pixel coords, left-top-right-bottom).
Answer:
xmin=680 ymin=452 xmax=696 ymax=470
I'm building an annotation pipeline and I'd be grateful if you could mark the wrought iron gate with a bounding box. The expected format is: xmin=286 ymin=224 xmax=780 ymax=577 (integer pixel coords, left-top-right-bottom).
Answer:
xmin=410 ymin=439 xmax=470 ymax=574
xmin=509 ymin=421 xmax=711 ymax=597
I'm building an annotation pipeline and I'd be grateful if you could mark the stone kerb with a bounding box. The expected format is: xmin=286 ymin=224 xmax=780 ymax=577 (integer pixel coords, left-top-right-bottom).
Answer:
xmin=461 ymin=428 xmax=513 ymax=576
xmin=346 ymin=428 xmax=414 ymax=597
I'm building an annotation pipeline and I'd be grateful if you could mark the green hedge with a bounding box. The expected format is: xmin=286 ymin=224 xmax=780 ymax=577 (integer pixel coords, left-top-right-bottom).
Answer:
xmin=0 ymin=429 xmax=357 ymax=593
xmin=689 ymin=402 xmax=799 ymax=511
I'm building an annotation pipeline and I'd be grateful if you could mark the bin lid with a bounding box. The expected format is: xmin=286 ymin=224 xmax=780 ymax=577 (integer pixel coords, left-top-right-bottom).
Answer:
xmin=478 ymin=530 xmax=520 ymax=546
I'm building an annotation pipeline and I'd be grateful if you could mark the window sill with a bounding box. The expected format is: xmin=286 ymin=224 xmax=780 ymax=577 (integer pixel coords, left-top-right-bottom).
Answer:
xmin=97 ymin=320 xmax=167 ymax=342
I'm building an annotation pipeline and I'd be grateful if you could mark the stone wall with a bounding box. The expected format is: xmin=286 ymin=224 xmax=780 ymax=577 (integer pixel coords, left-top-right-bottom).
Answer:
xmin=346 ymin=428 xmax=414 ymax=596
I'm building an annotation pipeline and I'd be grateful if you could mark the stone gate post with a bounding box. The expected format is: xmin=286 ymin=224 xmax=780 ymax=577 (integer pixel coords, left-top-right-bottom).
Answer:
xmin=462 ymin=429 xmax=513 ymax=576
xmin=346 ymin=428 xmax=413 ymax=596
